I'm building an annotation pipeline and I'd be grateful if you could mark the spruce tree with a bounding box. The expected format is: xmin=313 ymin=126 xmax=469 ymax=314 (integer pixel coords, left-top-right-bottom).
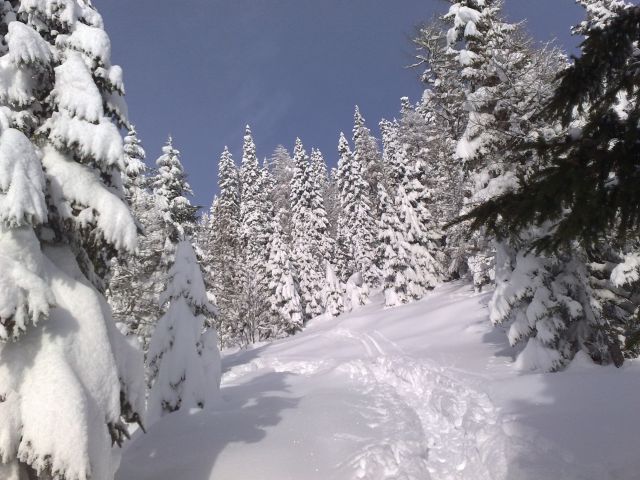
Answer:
xmin=205 ymin=147 xmax=243 ymax=347
xmin=463 ymin=0 xmax=640 ymax=250
xmin=151 ymin=136 xmax=198 ymax=248
xmin=463 ymin=0 xmax=640 ymax=368
xmin=0 ymin=2 xmax=145 ymax=478
xmin=121 ymin=126 xmax=146 ymax=200
xmin=379 ymin=118 xmax=404 ymax=191
xmin=335 ymin=132 xmax=379 ymax=287
xmin=396 ymin=101 xmax=446 ymax=291
xmin=239 ymin=125 xmax=264 ymax=265
xmin=107 ymin=133 xmax=167 ymax=350
xmin=444 ymin=0 xmax=520 ymax=290
xmin=412 ymin=20 xmax=468 ymax=279
xmin=269 ymin=145 xmax=295 ymax=240
xmin=322 ymin=262 xmax=346 ymax=317
xmin=289 ymin=138 xmax=326 ymax=320
xmin=378 ymin=182 xmax=415 ymax=307
xmin=266 ymin=211 xmax=303 ymax=337
xmin=238 ymin=126 xmax=272 ymax=344
xmin=147 ymin=241 xmax=220 ymax=423
xmin=353 ymin=106 xmax=384 ymax=215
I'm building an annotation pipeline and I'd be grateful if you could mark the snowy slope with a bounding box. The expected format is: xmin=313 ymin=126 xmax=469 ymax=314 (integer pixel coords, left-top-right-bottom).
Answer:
xmin=117 ymin=282 xmax=640 ymax=480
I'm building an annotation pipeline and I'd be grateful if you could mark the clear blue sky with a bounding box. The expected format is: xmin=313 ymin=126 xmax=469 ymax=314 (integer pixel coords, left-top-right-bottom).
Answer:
xmin=98 ymin=0 xmax=584 ymax=210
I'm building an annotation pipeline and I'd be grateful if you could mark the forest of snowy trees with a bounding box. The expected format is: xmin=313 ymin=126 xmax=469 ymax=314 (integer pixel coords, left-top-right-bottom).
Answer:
xmin=0 ymin=0 xmax=639 ymax=479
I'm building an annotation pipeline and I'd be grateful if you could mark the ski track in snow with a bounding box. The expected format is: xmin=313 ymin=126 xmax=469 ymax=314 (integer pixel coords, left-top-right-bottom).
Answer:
xmin=222 ymin=321 xmax=524 ymax=480
xmin=324 ymin=327 xmax=507 ymax=480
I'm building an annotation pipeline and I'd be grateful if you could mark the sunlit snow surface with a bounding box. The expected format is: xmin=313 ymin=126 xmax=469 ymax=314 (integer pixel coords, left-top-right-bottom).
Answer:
xmin=117 ymin=282 xmax=640 ymax=480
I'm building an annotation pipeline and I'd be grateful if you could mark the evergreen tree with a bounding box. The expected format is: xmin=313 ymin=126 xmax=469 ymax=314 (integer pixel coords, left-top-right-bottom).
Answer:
xmin=289 ymin=138 xmax=326 ymax=320
xmin=147 ymin=241 xmax=220 ymax=423
xmin=412 ymin=20 xmax=468 ymax=279
xmin=121 ymin=126 xmax=146 ymax=200
xmin=151 ymin=136 xmax=198 ymax=247
xmin=335 ymin=132 xmax=379 ymax=287
xmin=378 ymin=183 xmax=415 ymax=307
xmin=206 ymin=147 xmax=243 ymax=347
xmin=457 ymin=1 xmax=640 ymax=369
xmin=322 ymin=262 xmax=346 ymax=317
xmin=239 ymin=125 xmax=264 ymax=264
xmin=237 ymin=126 xmax=272 ymax=344
xmin=0 ymin=2 xmax=145 ymax=478
xmin=266 ymin=211 xmax=303 ymax=337
xmin=463 ymin=0 xmax=640 ymax=250
xmin=379 ymin=118 xmax=404 ymax=191
xmin=353 ymin=106 xmax=384 ymax=215
xmin=310 ymin=149 xmax=339 ymax=247
xmin=396 ymin=101 xmax=446 ymax=291
xmin=444 ymin=0 xmax=521 ymax=290
xmin=107 ymin=133 xmax=167 ymax=350
xmin=269 ymin=145 xmax=295 ymax=239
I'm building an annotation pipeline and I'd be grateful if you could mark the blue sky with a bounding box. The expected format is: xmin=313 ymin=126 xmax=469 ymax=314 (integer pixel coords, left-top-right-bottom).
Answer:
xmin=98 ymin=0 xmax=584 ymax=209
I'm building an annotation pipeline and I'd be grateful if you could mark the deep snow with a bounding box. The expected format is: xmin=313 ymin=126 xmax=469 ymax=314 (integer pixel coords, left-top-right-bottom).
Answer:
xmin=117 ymin=282 xmax=640 ymax=480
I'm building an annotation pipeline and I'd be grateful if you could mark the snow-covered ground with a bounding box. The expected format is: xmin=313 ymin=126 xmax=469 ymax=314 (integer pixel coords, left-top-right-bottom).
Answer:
xmin=117 ymin=282 xmax=640 ymax=480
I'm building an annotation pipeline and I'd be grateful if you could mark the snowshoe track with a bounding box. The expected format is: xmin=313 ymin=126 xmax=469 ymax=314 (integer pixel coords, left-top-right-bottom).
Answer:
xmin=329 ymin=327 xmax=509 ymax=480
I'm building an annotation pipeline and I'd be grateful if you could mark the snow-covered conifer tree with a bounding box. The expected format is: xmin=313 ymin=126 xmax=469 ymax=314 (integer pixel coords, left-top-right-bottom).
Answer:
xmin=237 ymin=126 xmax=272 ymax=344
xmin=269 ymin=145 xmax=294 ymax=238
xmin=379 ymin=119 xmax=404 ymax=191
xmin=378 ymin=183 xmax=414 ymax=307
xmin=322 ymin=262 xmax=346 ymax=317
xmin=266 ymin=211 xmax=303 ymax=337
xmin=335 ymin=133 xmax=379 ymax=287
xmin=289 ymin=138 xmax=327 ymax=320
xmin=0 ymin=2 xmax=145 ymax=478
xmin=107 ymin=131 xmax=167 ymax=348
xmin=205 ymin=147 xmax=243 ymax=347
xmin=147 ymin=241 xmax=220 ymax=423
xmin=411 ymin=20 xmax=469 ymax=279
xmin=455 ymin=1 xmax=640 ymax=370
xmin=394 ymin=103 xmax=446 ymax=291
xmin=444 ymin=0 xmax=523 ymax=290
xmin=152 ymin=137 xmax=198 ymax=247
xmin=239 ymin=125 xmax=266 ymax=265
xmin=121 ymin=126 xmax=146 ymax=200
xmin=310 ymin=148 xmax=340 ymax=244
xmin=352 ymin=106 xmax=384 ymax=216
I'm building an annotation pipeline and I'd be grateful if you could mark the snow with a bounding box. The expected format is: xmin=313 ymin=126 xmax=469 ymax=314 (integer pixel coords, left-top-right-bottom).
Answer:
xmin=0 ymin=128 xmax=47 ymax=226
xmin=0 ymin=226 xmax=54 ymax=341
xmin=345 ymin=271 xmax=369 ymax=310
xmin=611 ymin=253 xmax=640 ymax=287
xmin=0 ymin=245 xmax=132 ymax=480
xmin=116 ymin=282 xmax=640 ymax=480
xmin=64 ymin=22 xmax=112 ymax=65
xmin=52 ymin=52 xmax=104 ymax=123
xmin=42 ymin=110 xmax=126 ymax=168
xmin=41 ymin=145 xmax=137 ymax=252
xmin=0 ymin=54 xmax=37 ymax=107
xmin=6 ymin=21 xmax=51 ymax=66
xmin=459 ymin=49 xmax=478 ymax=66
xmin=322 ymin=262 xmax=345 ymax=317
xmin=19 ymin=0 xmax=83 ymax=28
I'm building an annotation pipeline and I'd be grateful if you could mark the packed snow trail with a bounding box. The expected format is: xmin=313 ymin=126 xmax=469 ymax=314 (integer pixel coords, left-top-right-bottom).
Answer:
xmin=117 ymin=282 xmax=640 ymax=480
